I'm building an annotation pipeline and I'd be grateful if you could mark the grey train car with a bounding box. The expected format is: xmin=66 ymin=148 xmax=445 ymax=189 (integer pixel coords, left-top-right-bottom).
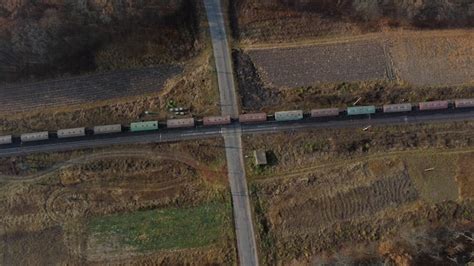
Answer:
xmin=93 ymin=124 xmax=122 ymax=135
xmin=383 ymin=103 xmax=412 ymax=113
xmin=57 ymin=127 xmax=86 ymax=138
xmin=455 ymin=99 xmax=474 ymax=108
xmin=20 ymin=131 xmax=49 ymax=142
xmin=0 ymin=135 xmax=12 ymax=145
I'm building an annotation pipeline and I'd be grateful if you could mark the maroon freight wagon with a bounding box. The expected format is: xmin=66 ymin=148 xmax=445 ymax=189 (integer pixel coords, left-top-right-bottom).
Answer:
xmin=239 ymin=113 xmax=267 ymax=123
xmin=203 ymin=115 xmax=231 ymax=126
xmin=418 ymin=101 xmax=449 ymax=111
xmin=166 ymin=118 xmax=195 ymax=128
xmin=310 ymin=108 xmax=340 ymax=118
xmin=454 ymin=99 xmax=474 ymax=108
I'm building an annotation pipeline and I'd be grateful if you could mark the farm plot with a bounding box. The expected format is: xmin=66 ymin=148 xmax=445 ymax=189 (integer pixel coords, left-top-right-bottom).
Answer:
xmin=243 ymin=122 xmax=474 ymax=264
xmin=0 ymin=65 xmax=182 ymax=113
xmin=247 ymin=40 xmax=389 ymax=88
xmin=0 ymin=139 xmax=235 ymax=265
xmin=390 ymin=30 xmax=474 ymax=86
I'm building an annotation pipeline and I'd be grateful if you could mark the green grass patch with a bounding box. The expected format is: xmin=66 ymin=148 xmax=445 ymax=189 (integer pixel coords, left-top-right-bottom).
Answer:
xmin=88 ymin=202 xmax=230 ymax=252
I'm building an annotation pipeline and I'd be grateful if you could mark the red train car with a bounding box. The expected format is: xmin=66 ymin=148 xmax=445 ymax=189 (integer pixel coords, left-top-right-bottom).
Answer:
xmin=239 ymin=113 xmax=267 ymax=123
xmin=203 ymin=115 xmax=231 ymax=126
xmin=167 ymin=118 xmax=195 ymax=128
xmin=418 ymin=101 xmax=449 ymax=111
xmin=454 ymin=99 xmax=474 ymax=108
xmin=310 ymin=108 xmax=340 ymax=118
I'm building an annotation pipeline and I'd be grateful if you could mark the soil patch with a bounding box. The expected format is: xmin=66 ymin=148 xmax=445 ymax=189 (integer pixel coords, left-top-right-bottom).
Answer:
xmin=390 ymin=30 xmax=474 ymax=86
xmin=247 ymin=40 xmax=388 ymax=87
xmin=455 ymin=152 xmax=474 ymax=199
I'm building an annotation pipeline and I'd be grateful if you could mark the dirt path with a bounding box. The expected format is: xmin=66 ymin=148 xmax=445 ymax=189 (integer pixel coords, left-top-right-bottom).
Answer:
xmin=252 ymin=147 xmax=474 ymax=183
xmin=0 ymin=149 xmax=224 ymax=183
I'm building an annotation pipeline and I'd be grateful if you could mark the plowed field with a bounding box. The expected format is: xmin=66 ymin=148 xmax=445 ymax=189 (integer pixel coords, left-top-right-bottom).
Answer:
xmin=247 ymin=40 xmax=389 ymax=87
xmin=242 ymin=30 xmax=473 ymax=91
xmin=0 ymin=66 xmax=182 ymax=113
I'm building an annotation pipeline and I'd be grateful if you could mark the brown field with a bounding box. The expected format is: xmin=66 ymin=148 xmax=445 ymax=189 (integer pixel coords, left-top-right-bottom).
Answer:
xmin=242 ymin=121 xmax=474 ymax=264
xmin=234 ymin=31 xmax=474 ymax=112
xmin=247 ymin=40 xmax=389 ymax=88
xmin=0 ymin=48 xmax=219 ymax=135
xmin=0 ymin=66 xmax=182 ymax=113
xmin=243 ymin=30 xmax=473 ymax=89
xmin=0 ymin=139 xmax=236 ymax=265
xmin=390 ymin=30 xmax=474 ymax=86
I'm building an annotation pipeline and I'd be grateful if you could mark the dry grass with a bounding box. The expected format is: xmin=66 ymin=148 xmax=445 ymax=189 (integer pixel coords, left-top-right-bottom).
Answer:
xmin=243 ymin=121 xmax=474 ymax=264
xmin=390 ymin=30 xmax=474 ymax=86
xmin=405 ymin=153 xmax=459 ymax=203
xmin=0 ymin=138 xmax=235 ymax=264
xmin=455 ymin=152 xmax=474 ymax=199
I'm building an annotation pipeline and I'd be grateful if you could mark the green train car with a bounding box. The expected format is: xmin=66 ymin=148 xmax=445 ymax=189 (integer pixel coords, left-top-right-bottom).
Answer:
xmin=130 ymin=121 xmax=159 ymax=132
xmin=274 ymin=110 xmax=304 ymax=121
xmin=347 ymin=106 xmax=376 ymax=116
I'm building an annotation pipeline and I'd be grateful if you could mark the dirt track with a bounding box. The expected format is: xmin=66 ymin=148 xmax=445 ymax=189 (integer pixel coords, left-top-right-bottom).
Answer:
xmin=0 ymin=65 xmax=182 ymax=113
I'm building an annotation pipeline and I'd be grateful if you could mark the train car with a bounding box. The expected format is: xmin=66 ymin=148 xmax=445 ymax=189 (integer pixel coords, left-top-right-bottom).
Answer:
xmin=130 ymin=121 xmax=159 ymax=132
xmin=0 ymin=135 xmax=12 ymax=145
xmin=57 ymin=127 xmax=86 ymax=138
xmin=455 ymin=99 xmax=474 ymax=108
xmin=347 ymin=106 xmax=376 ymax=116
xmin=310 ymin=108 xmax=340 ymax=118
xmin=274 ymin=110 xmax=304 ymax=121
xmin=383 ymin=103 xmax=412 ymax=113
xmin=93 ymin=124 xmax=122 ymax=135
xmin=167 ymin=118 xmax=195 ymax=128
xmin=21 ymin=131 xmax=49 ymax=142
xmin=418 ymin=100 xmax=449 ymax=111
xmin=239 ymin=113 xmax=267 ymax=123
xmin=203 ymin=115 xmax=231 ymax=126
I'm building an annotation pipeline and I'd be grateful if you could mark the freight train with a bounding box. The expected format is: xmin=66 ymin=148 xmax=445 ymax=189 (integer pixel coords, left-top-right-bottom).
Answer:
xmin=1 ymin=99 xmax=473 ymax=145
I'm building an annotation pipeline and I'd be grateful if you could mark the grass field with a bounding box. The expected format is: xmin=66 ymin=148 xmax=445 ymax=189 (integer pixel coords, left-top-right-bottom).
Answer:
xmin=88 ymin=202 xmax=230 ymax=252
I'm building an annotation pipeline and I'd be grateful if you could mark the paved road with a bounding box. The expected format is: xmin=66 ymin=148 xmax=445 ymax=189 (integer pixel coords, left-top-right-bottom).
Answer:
xmin=204 ymin=0 xmax=259 ymax=265
xmin=204 ymin=0 xmax=239 ymax=118
xmin=1 ymin=110 xmax=474 ymax=159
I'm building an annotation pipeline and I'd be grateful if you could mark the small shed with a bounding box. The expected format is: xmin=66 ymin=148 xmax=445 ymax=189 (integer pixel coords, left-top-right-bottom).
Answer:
xmin=254 ymin=150 xmax=267 ymax=166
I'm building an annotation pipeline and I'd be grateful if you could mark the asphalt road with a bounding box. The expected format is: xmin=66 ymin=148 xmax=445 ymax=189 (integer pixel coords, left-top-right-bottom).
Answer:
xmin=204 ymin=0 xmax=260 ymax=265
